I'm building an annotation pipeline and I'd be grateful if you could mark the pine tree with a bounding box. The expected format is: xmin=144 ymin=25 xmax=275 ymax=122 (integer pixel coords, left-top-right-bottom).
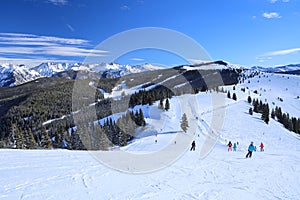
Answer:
xmin=249 ymin=108 xmax=253 ymax=115
xmin=27 ymin=128 xmax=37 ymax=149
xmin=247 ymin=96 xmax=252 ymax=104
xmin=180 ymin=113 xmax=189 ymax=133
xmin=139 ymin=108 xmax=146 ymax=126
xmin=232 ymin=93 xmax=237 ymax=101
xmin=165 ymin=98 xmax=170 ymax=111
xmin=159 ymin=98 xmax=164 ymax=109
xmin=227 ymin=91 xmax=231 ymax=99
xmin=42 ymin=127 xmax=52 ymax=149
xmin=261 ymin=103 xmax=270 ymax=124
xmin=13 ymin=124 xmax=25 ymax=149
xmin=201 ymin=85 xmax=208 ymax=92
xmin=271 ymin=109 xmax=275 ymax=119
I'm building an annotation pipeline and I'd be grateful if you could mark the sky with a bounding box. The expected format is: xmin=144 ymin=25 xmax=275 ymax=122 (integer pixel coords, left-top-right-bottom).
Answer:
xmin=0 ymin=0 xmax=300 ymax=68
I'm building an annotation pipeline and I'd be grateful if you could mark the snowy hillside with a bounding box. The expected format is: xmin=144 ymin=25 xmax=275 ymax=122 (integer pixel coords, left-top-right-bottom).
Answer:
xmin=1 ymin=71 xmax=299 ymax=199
xmin=181 ymin=60 xmax=246 ymax=71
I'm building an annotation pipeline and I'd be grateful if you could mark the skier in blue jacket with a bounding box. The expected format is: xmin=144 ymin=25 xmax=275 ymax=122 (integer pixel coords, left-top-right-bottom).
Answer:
xmin=246 ymin=142 xmax=256 ymax=158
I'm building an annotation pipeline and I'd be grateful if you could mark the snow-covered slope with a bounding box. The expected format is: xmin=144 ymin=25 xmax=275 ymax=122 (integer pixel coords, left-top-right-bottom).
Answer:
xmin=0 ymin=64 xmax=41 ymax=87
xmin=1 ymin=72 xmax=299 ymax=199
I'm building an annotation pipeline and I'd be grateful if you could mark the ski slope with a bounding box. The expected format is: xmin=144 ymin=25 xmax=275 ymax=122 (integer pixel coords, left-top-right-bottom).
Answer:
xmin=1 ymin=72 xmax=300 ymax=200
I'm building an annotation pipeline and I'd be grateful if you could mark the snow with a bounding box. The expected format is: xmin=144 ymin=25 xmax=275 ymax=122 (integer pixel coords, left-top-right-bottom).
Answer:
xmin=0 ymin=63 xmax=41 ymax=87
xmin=252 ymin=64 xmax=300 ymax=73
xmin=0 ymin=62 xmax=165 ymax=88
xmin=1 ymin=71 xmax=300 ymax=199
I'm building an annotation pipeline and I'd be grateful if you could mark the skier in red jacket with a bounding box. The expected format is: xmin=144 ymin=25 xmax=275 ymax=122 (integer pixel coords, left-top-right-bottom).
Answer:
xmin=259 ymin=142 xmax=264 ymax=151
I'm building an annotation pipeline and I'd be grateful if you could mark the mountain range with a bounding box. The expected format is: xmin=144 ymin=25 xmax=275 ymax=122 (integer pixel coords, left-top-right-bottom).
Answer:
xmin=0 ymin=61 xmax=299 ymax=88
xmin=0 ymin=62 xmax=164 ymax=87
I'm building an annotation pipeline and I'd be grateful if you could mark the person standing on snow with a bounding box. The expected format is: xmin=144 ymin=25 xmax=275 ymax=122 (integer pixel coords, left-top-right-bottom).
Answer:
xmin=259 ymin=142 xmax=264 ymax=151
xmin=246 ymin=142 xmax=256 ymax=158
xmin=227 ymin=141 xmax=233 ymax=152
xmin=233 ymin=143 xmax=237 ymax=151
xmin=190 ymin=140 xmax=196 ymax=151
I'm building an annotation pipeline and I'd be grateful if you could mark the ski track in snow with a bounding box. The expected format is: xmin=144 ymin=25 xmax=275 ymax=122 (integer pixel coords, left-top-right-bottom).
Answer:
xmin=1 ymin=72 xmax=300 ymax=200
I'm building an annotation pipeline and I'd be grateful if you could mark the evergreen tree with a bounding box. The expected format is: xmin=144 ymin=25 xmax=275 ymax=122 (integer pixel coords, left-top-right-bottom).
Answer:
xmin=249 ymin=108 xmax=253 ymax=115
xmin=27 ymin=128 xmax=37 ymax=149
xmin=159 ymin=98 xmax=164 ymax=109
xmin=13 ymin=124 xmax=25 ymax=149
xmin=42 ymin=127 xmax=52 ymax=149
xmin=138 ymin=108 xmax=146 ymax=126
xmin=271 ymin=109 xmax=275 ymax=119
xmin=201 ymin=85 xmax=208 ymax=92
xmin=247 ymin=96 xmax=252 ymax=104
xmin=253 ymin=101 xmax=259 ymax=113
xmin=165 ymin=98 xmax=170 ymax=111
xmin=261 ymin=103 xmax=270 ymax=124
xmin=180 ymin=113 xmax=189 ymax=133
xmin=232 ymin=93 xmax=237 ymax=101
xmin=227 ymin=91 xmax=231 ymax=99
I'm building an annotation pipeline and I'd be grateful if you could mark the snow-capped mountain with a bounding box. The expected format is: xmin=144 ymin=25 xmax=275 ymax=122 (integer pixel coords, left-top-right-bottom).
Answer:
xmin=101 ymin=63 xmax=164 ymax=78
xmin=32 ymin=62 xmax=164 ymax=78
xmin=0 ymin=62 xmax=164 ymax=87
xmin=251 ymin=64 xmax=300 ymax=73
xmin=32 ymin=62 xmax=75 ymax=77
xmin=0 ymin=64 xmax=41 ymax=87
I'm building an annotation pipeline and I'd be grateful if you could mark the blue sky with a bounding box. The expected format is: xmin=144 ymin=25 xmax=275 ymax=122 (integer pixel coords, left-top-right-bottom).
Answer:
xmin=0 ymin=0 xmax=299 ymax=67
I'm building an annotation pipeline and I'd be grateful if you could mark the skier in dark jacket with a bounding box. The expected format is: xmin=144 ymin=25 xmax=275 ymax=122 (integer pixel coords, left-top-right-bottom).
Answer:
xmin=190 ymin=140 xmax=196 ymax=151
xmin=246 ymin=142 xmax=256 ymax=158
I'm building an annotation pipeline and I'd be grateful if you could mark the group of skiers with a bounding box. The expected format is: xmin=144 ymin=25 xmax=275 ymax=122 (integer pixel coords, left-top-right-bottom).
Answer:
xmin=227 ymin=141 xmax=264 ymax=158
xmin=190 ymin=140 xmax=265 ymax=158
xmin=227 ymin=141 xmax=239 ymax=152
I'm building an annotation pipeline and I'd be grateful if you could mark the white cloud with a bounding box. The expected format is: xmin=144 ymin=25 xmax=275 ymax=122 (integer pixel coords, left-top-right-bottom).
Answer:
xmin=0 ymin=33 xmax=89 ymax=45
xmin=263 ymin=12 xmax=281 ymax=19
xmin=130 ymin=58 xmax=144 ymax=61
xmin=270 ymin=0 xmax=278 ymax=3
xmin=47 ymin=0 xmax=68 ymax=5
xmin=120 ymin=5 xmax=130 ymax=10
xmin=264 ymin=48 xmax=300 ymax=56
xmin=0 ymin=32 xmax=108 ymax=66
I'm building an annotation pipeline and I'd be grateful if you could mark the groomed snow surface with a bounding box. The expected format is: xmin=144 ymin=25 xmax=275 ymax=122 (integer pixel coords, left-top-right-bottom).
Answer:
xmin=1 ymin=73 xmax=300 ymax=200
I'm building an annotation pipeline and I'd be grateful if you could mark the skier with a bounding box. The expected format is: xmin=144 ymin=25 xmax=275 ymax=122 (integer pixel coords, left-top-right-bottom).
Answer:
xmin=233 ymin=143 xmax=237 ymax=151
xmin=259 ymin=142 xmax=264 ymax=151
xmin=190 ymin=140 xmax=196 ymax=151
xmin=246 ymin=142 xmax=256 ymax=158
xmin=227 ymin=141 xmax=233 ymax=152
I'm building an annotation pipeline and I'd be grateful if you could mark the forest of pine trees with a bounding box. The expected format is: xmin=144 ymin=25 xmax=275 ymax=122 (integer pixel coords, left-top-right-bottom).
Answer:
xmin=248 ymin=98 xmax=300 ymax=134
